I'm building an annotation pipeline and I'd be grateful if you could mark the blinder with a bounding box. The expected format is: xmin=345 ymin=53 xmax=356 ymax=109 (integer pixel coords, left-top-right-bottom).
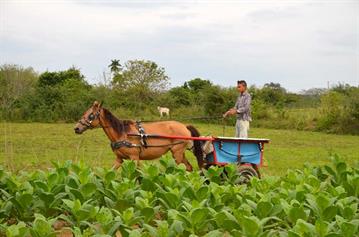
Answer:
xmin=79 ymin=109 xmax=101 ymax=129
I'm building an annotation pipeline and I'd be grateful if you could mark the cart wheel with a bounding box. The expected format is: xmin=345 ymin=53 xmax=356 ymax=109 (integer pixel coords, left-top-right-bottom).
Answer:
xmin=236 ymin=165 xmax=259 ymax=184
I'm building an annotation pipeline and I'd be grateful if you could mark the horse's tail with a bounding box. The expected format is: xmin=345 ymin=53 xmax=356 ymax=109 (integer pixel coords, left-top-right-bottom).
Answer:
xmin=186 ymin=125 xmax=203 ymax=169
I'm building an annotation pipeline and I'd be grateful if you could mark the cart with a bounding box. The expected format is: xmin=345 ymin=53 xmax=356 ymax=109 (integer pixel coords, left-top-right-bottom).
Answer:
xmin=129 ymin=132 xmax=270 ymax=183
xmin=203 ymin=136 xmax=269 ymax=183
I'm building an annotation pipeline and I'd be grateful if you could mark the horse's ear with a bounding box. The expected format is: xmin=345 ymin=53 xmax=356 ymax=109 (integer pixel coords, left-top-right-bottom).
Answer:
xmin=93 ymin=101 xmax=99 ymax=107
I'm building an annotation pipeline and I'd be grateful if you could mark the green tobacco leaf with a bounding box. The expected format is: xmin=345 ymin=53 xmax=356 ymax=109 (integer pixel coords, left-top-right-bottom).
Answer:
xmin=241 ymin=216 xmax=260 ymax=237
xmin=66 ymin=176 xmax=79 ymax=189
xmin=191 ymin=208 xmax=209 ymax=226
xmin=38 ymin=192 xmax=55 ymax=206
xmin=324 ymin=234 xmax=341 ymax=237
xmin=6 ymin=221 xmax=28 ymax=237
xmin=141 ymin=207 xmax=155 ymax=223
xmin=315 ymin=220 xmax=329 ymax=237
xmin=305 ymin=194 xmax=320 ymax=216
xmin=204 ymin=230 xmax=225 ymax=237
xmin=316 ymin=195 xmax=332 ymax=214
xmin=97 ymin=207 xmax=113 ymax=225
xmin=51 ymin=184 xmax=65 ymax=195
xmin=122 ymin=207 xmax=135 ymax=225
xmin=322 ymin=206 xmax=337 ymax=221
xmin=17 ymin=193 xmax=33 ymax=209
xmin=256 ymin=201 xmax=273 ymax=218
xmin=340 ymin=221 xmax=359 ymax=237
xmin=175 ymin=213 xmax=192 ymax=228
xmin=121 ymin=161 xmax=137 ymax=179
xmin=336 ymin=162 xmax=347 ymax=176
xmin=288 ymin=206 xmax=308 ymax=224
xmin=144 ymin=224 xmax=157 ymax=237
xmin=170 ymin=220 xmax=184 ymax=235
xmin=146 ymin=165 xmax=160 ymax=178
xmin=215 ymin=211 xmax=240 ymax=231
xmin=156 ymin=220 xmax=169 ymax=237
xmin=105 ymin=171 xmax=116 ymax=184
xmin=47 ymin=173 xmax=58 ymax=189
xmin=287 ymin=230 xmax=301 ymax=237
xmin=32 ymin=214 xmax=53 ymax=236
xmin=34 ymin=180 xmax=49 ymax=192
xmin=183 ymin=186 xmax=196 ymax=200
xmin=196 ymin=186 xmax=209 ymax=201
xmin=164 ymin=192 xmax=179 ymax=209
xmin=81 ymin=183 xmax=97 ymax=197
xmin=128 ymin=229 xmax=143 ymax=237
xmin=78 ymin=168 xmax=91 ymax=184
xmin=324 ymin=166 xmax=337 ymax=181
xmin=342 ymin=204 xmax=357 ymax=220
xmin=62 ymin=199 xmax=74 ymax=210
xmin=65 ymin=185 xmax=84 ymax=201
xmin=293 ymin=219 xmax=315 ymax=235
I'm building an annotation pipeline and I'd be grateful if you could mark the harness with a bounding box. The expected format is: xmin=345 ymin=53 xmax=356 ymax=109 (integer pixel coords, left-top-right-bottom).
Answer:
xmin=79 ymin=109 xmax=185 ymax=151
xmin=111 ymin=120 xmax=185 ymax=150
xmin=136 ymin=121 xmax=148 ymax=148
xmin=111 ymin=140 xmax=141 ymax=150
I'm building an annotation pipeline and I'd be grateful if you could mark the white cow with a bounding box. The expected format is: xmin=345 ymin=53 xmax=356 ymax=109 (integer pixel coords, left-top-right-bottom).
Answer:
xmin=157 ymin=106 xmax=170 ymax=117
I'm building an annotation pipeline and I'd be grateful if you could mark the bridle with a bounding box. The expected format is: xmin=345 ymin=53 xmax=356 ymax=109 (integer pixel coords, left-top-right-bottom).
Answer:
xmin=78 ymin=109 xmax=101 ymax=129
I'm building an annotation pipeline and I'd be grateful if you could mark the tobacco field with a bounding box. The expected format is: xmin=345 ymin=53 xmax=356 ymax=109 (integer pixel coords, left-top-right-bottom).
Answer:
xmin=0 ymin=156 xmax=358 ymax=237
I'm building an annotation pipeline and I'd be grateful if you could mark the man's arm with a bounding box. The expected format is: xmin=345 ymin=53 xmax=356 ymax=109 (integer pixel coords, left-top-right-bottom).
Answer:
xmin=236 ymin=94 xmax=251 ymax=114
xmin=223 ymin=97 xmax=240 ymax=117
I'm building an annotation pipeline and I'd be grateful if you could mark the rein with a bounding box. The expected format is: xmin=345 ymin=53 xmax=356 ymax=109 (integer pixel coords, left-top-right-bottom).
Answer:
xmin=93 ymin=112 xmax=188 ymax=150
xmin=85 ymin=111 xmax=224 ymax=150
xmin=111 ymin=139 xmax=185 ymax=150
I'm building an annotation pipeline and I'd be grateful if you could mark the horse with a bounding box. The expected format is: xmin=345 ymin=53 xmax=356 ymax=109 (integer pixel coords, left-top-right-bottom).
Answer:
xmin=74 ymin=101 xmax=203 ymax=171
xmin=157 ymin=106 xmax=170 ymax=117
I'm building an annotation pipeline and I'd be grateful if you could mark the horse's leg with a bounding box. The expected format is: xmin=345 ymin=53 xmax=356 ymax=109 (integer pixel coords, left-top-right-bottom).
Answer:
xmin=171 ymin=145 xmax=193 ymax=171
xmin=128 ymin=154 xmax=141 ymax=167
xmin=181 ymin=154 xmax=193 ymax=171
xmin=112 ymin=156 xmax=123 ymax=170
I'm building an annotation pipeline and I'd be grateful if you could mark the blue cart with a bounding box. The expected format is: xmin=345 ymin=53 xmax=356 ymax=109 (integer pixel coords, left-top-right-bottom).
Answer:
xmin=203 ymin=137 xmax=270 ymax=183
xmin=129 ymin=133 xmax=270 ymax=183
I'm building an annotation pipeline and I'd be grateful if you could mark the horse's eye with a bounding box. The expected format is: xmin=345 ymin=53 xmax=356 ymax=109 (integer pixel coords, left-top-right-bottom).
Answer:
xmin=88 ymin=114 xmax=95 ymax=120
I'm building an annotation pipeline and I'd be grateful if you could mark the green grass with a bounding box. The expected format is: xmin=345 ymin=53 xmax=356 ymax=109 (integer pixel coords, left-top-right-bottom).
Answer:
xmin=1 ymin=122 xmax=358 ymax=176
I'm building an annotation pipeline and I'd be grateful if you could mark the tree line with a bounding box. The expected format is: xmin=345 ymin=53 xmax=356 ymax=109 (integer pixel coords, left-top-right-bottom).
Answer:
xmin=0 ymin=61 xmax=358 ymax=134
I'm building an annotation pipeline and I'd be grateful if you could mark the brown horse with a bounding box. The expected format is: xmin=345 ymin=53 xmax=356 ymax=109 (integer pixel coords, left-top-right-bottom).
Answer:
xmin=74 ymin=101 xmax=203 ymax=171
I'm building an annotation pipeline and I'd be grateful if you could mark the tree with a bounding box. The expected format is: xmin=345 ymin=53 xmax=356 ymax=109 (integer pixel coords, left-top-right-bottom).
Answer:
xmin=300 ymin=88 xmax=327 ymax=96
xmin=263 ymin=82 xmax=286 ymax=92
xmin=201 ymin=85 xmax=226 ymax=116
xmin=112 ymin=60 xmax=169 ymax=109
xmin=32 ymin=67 xmax=91 ymax=121
xmin=187 ymin=78 xmax=212 ymax=91
xmin=38 ymin=67 xmax=86 ymax=87
xmin=258 ymin=82 xmax=287 ymax=106
xmin=168 ymin=86 xmax=192 ymax=106
xmin=108 ymin=59 xmax=121 ymax=75
xmin=112 ymin=60 xmax=169 ymax=90
xmin=0 ymin=64 xmax=38 ymax=119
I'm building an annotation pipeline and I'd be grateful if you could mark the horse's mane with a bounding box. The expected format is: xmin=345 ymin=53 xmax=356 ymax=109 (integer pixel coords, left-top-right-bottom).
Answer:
xmin=102 ymin=108 xmax=133 ymax=134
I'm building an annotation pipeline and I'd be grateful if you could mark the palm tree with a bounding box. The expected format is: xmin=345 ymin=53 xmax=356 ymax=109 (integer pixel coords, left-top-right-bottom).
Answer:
xmin=108 ymin=59 xmax=121 ymax=74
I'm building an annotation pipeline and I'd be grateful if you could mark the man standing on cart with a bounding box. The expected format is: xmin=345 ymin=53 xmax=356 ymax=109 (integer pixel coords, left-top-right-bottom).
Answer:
xmin=223 ymin=80 xmax=252 ymax=138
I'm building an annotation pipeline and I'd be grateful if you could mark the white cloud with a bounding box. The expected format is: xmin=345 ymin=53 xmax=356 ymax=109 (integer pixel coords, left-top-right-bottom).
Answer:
xmin=0 ymin=0 xmax=358 ymax=91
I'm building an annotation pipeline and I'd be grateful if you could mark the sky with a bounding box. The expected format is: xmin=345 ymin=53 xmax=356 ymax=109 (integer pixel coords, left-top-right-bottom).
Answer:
xmin=0 ymin=0 xmax=358 ymax=92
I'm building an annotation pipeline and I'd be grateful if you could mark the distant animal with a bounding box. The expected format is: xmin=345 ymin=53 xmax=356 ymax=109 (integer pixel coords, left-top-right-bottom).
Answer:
xmin=74 ymin=101 xmax=203 ymax=171
xmin=157 ymin=106 xmax=170 ymax=117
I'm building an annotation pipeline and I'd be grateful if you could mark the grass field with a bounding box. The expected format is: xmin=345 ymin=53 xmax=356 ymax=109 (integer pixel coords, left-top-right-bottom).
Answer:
xmin=1 ymin=122 xmax=358 ymax=176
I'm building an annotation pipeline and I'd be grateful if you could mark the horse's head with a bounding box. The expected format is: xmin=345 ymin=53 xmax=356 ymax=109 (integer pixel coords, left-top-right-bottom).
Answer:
xmin=74 ymin=101 xmax=103 ymax=134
